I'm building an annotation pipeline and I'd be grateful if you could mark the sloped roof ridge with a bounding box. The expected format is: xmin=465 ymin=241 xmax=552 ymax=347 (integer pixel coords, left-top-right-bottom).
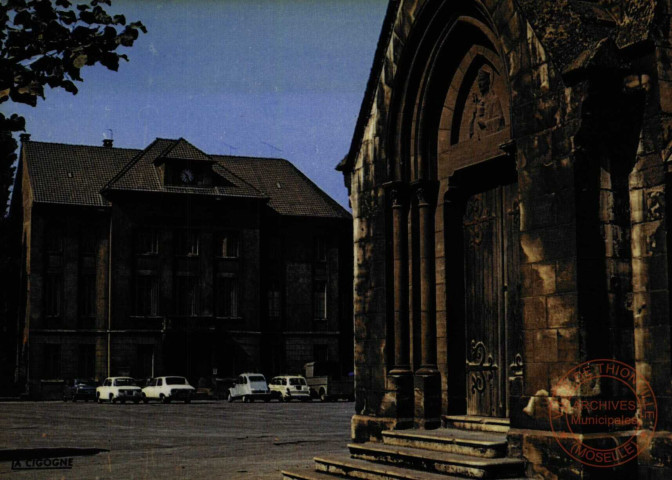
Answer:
xmin=26 ymin=139 xmax=140 ymax=153
xmin=157 ymin=136 xmax=213 ymax=162
xmin=101 ymin=137 xmax=165 ymax=191
xmin=284 ymin=161 xmax=350 ymax=218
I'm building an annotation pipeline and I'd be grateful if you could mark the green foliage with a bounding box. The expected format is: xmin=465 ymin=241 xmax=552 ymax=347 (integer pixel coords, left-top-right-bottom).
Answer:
xmin=0 ymin=0 xmax=146 ymax=111
xmin=0 ymin=0 xmax=146 ymax=214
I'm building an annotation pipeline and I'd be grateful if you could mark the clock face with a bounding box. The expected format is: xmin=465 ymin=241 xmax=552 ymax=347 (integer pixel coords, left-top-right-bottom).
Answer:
xmin=180 ymin=169 xmax=195 ymax=184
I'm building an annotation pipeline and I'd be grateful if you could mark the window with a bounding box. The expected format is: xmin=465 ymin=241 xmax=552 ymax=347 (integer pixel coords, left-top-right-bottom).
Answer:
xmin=176 ymin=275 xmax=200 ymax=316
xmin=218 ymin=232 xmax=239 ymax=258
xmin=135 ymin=275 xmax=159 ymax=316
xmin=313 ymin=281 xmax=327 ymax=320
xmin=267 ymin=282 xmax=281 ymax=318
xmin=216 ymin=276 xmax=238 ymax=318
xmin=135 ymin=345 xmax=154 ymax=378
xmin=43 ymin=344 xmax=61 ymax=379
xmin=313 ymin=344 xmax=329 ymax=363
xmin=45 ymin=273 xmax=62 ymax=317
xmin=78 ymin=344 xmax=95 ymax=378
xmin=79 ymin=274 xmax=97 ymax=319
xmin=80 ymin=227 xmax=97 ymax=256
xmin=135 ymin=229 xmax=159 ymax=255
xmin=157 ymin=378 xmax=163 ymax=387
xmin=315 ymin=237 xmax=327 ymax=262
xmin=46 ymin=226 xmax=64 ymax=254
xmin=176 ymin=230 xmax=199 ymax=256
xmin=268 ymin=236 xmax=282 ymax=260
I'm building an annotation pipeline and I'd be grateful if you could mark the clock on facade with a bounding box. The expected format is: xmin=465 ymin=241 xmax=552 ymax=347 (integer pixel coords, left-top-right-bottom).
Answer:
xmin=180 ymin=168 xmax=195 ymax=184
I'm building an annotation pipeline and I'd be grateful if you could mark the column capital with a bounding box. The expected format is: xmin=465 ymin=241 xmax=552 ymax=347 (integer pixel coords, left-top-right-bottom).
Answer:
xmin=383 ymin=181 xmax=409 ymax=209
xmin=410 ymin=179 xmax=440 ymax=207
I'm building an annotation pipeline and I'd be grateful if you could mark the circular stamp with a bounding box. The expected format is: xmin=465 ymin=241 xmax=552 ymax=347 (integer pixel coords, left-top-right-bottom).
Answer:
xmin=548 ymin=359 xmax=657 ymax=468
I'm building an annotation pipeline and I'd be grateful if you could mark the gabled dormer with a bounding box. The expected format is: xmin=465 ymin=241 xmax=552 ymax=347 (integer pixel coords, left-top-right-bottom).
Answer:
xmin=154 ymin=138 xmax=217 ymax=187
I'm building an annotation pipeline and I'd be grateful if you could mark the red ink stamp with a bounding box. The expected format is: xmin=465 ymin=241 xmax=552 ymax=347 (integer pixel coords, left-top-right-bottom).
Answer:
xmin=549 ymin=359 xmax=657 ymax=467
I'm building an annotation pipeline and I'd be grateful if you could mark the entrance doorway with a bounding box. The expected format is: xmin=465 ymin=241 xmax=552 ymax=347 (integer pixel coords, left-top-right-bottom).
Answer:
xmin=461 ymin=181 xmax=519 ymax=417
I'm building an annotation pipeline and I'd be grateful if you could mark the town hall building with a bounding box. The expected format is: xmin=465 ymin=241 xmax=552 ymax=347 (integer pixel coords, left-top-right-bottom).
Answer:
xmin=10 ymin=135 xmax=352 ymax=399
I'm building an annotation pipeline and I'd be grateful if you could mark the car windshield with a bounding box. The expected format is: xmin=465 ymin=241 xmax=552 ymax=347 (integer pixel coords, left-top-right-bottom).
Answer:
xmin=115 ymin=378 xmax=136 ymax=386
xmin=165 ymin=377 xmax=187 ymax=385
xmin=248 ymin=375 xmax=265 ymax=383
xmin=76 ymin=380 xmax=97 ymax=386
xmin=289 ymin=378 xmax=306 ymax=386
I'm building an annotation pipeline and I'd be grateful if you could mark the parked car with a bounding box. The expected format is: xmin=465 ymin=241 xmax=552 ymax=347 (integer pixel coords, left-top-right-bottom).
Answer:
xmin=303 ymin=362 xmax=354 ymax=402
xmin=96 ymin=377 xmax=142 ymax=404
xmin=62 ymin=378 xmax=98 ymax=402
xmin=228 ymin=373 xmax=271 ymax=402
xmin=269 ymin=375 xmax=312 ymax=402
xmin=195 ymin=377 xmax=236 ymax=400
xmin=142 ymin=376 xmax=195 ymax=404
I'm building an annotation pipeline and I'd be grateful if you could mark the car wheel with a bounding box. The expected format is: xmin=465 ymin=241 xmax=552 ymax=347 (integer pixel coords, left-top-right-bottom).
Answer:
xmin=264 ymin=396 xmax=270 ymax=403
xmin=72 ymin=397 xmax=77 ymax=403
xmin=97 ymin=394 xmax=102 ymax=404
xmin=110 ymin=394 xmax=115 ymax=404
xmin=142 ymin=394 xmax=149 ymax=404
xmin=242 ymin=395 xmax=249 ymax=403
xmin=120 ymin=399 xmax=126 ymax=404
xmin=160 ymin=394 xmax=168 ymax=404
xmin=227 ymin=393 xmax=234 ymax=403
xmin=320 ymin=390 xmax=327 ymax=402
xmin=62 ymin=396 xmax=68 ymax=402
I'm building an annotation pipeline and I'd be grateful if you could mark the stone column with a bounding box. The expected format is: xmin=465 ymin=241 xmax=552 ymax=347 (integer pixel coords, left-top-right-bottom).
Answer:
xmin=386 ymin=183 xmax=413 ymax=427
xmin=412 ymin=180 xmax=441 ymax=429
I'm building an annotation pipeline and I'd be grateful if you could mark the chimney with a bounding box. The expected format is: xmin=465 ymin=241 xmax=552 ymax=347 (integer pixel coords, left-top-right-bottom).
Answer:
xmin=20 ymin=133 xmax=30 ymax=143
xmin=103 ymin=139 xmax=113 ymax=148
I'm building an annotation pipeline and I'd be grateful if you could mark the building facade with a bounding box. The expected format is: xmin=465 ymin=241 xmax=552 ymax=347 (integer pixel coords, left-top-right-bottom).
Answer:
xmin=10 ymin=136 xmax=352 ymax=397
xmin=335 ymin=0 xmax=672 ymax=478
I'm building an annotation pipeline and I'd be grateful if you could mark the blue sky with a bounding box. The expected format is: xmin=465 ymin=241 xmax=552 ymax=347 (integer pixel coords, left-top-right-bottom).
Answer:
xmin=7 ymin=0 xmax=388 ymax=209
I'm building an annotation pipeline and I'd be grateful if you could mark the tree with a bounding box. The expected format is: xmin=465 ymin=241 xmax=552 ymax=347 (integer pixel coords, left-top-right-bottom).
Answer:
xmin=0 ymin=0 xmax=147 ymax=212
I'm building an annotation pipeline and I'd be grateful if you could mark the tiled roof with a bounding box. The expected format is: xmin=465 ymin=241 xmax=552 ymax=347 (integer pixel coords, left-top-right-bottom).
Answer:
xmin=23 ymin=139 xmax=350 ymax=219
xmin=216 ymin=155 xmax=350 ymax=219
xmin=23 ymin=141 xmax=139 ymax=207
xmin=102 ymin=138 xmax=266 ymax=199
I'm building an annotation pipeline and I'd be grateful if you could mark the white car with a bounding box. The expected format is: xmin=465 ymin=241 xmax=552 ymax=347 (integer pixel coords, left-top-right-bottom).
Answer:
xmin=96 ymin=377 xmax=142 ymax=404
xmin=269 ymin=375 xmax=312 ymax=402
xmin=228 ymin=373 xmax=271 ymax=402
xmin=142 ymin=376 xmax=195 ymax=404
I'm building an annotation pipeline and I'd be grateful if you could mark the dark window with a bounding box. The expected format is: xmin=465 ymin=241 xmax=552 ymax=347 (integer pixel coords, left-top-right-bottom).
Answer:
xmin=268 ymin=236 xmax=282 ymax=260
xmin=43 ymin=344 xmax=61 ymax=379
xmin=176 ymin=276 xmax=200 ymax=316
xmin=45 ymin=273 xmax=62 ymax=317
xmin=79 ymin=274 xmax=97 ymax=319
xmin=218 ymin=232 xmax=239 ymax=258
xmin=313 ymin=344 xmax=328 ymax=363
xmin=216 ymin=276 xmax=238 ymax=318
xmin=313 ymin=281 xmax=327 ymax=320
xmin=46 ymin=226 xmax=64 ymax=254
xmin=267 ymin=282 xmax=281 ymax=318
xmin=135 ymin=275 xmax=159 ymax=316
xmin=135 ymin=229 xmax=159 ymax=255
xmin=77 ymin=344 xmax=95 ymax=378
xmin=80 ymin=227 xmax=97 ymax=256
xmin=176 ymin=230 xmax=199 ymax=256
xmin=315 ymin=237 xmax=327 ymax=262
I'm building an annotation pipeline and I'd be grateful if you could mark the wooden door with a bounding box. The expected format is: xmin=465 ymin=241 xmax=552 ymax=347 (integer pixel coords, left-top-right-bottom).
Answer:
xmin=463 ymin=182 xmax=518 ymax=417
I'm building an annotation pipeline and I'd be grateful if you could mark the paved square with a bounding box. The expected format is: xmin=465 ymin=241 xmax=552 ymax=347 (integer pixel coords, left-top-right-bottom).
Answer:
xmin=0 ymin=400 xmax=353 ymax=479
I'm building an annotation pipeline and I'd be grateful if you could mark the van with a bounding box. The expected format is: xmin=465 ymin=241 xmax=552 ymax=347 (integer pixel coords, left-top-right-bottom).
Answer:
xmin=227 ymin=373 xmax=271 ymax=402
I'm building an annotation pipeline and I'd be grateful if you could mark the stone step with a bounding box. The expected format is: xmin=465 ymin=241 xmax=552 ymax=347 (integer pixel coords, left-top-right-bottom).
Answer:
xmin=382 ymin=428 xmax=508 ymax=458
xmin=348 ymin=443 xmax=524 ymax=479
xmin=282 ymin=466 xmax=346 ymax=480
xmin=313 ymin=455 xmax=508 ymax=480
xmin=442 ymin=416 xmax=510 ymax=433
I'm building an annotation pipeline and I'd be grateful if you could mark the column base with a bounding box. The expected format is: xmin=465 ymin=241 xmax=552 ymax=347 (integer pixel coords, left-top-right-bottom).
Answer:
xmin=414 ymin=370 xmax=441 ymax=429
xmin=388 ymin=370 xmax=414 ymax=422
